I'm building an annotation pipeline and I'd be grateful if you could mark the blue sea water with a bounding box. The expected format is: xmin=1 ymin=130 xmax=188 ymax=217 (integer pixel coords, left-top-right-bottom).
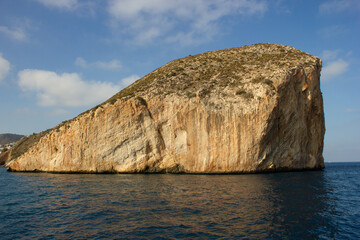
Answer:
xmin=0 ymin=163 xmax=359 ymax=239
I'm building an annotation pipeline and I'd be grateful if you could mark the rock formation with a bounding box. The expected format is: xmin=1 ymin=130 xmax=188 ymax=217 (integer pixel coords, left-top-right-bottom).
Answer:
xmin=7 ymin=43 xmax=325 ymax=173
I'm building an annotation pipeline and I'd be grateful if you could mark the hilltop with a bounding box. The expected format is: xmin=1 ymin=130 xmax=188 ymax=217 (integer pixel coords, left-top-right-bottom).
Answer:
xmin=0 ymin=134 xmax=24 ymax=146
xmin=6 ymin=44 xmax=325 ymax=173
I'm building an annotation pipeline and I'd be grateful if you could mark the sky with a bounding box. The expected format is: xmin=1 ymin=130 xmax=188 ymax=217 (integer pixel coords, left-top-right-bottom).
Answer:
xmin=0 ymin=0 xmax=359 ymax=162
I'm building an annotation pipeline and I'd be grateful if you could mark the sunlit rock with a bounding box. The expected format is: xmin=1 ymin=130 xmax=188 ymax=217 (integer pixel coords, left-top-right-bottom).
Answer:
xmin=7 ymin=44 xmax=325 ymax=173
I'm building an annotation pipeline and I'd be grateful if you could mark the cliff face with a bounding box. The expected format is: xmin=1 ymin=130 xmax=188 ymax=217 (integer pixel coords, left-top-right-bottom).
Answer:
xmin=7 ymin=43 xmax=325 ymax=173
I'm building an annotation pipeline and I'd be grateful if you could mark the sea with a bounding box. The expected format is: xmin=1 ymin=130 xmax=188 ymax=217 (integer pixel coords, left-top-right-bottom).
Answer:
xmin=0 ymin=162 xmax=359 ymax=239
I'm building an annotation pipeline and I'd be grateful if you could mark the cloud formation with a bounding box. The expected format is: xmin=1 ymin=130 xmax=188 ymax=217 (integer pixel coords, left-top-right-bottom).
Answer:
xmin=18 ymin=69 xmax=121 ymax=107
xmin=0 ymin=53 xmax=10 ymax=82
xmin=35 ymin=0 xmax=78 ymax=10
xmin=319 ymin=0 xmax=360 ymax=14
xmin=0 ymin=25 xmax=27 ymax=41
xmin=75 ymin=57 xmax=122 ymax=70
xmin=108 ymin=0 xmax=267 ymax=45
xmin=321 ymin=49 xmax=341 ymax=61
xmin=321 ymin=59 xmax=349 ymax=81
xmin=318 ymin=25 xmax=348 ymax=39
xmin=121 ymin=74 xmax=140 ymax=86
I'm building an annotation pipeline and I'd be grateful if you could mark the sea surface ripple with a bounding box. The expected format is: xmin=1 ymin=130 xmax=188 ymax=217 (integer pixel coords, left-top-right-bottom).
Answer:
xmin=1 ymin=162 xmax=359 ymax=239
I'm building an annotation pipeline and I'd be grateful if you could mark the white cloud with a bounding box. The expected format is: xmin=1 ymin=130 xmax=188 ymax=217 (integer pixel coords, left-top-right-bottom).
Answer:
xmin=318 ymin=25 xmax=348 ymax=38
xmin=273 ymin=0 xmax=293 ymax=14
xmin=74 ymin=57 xmax=88 ymax=68
xmin=18 ymin=69 xmax=122 ymax=107
xmin=0 ymin=25 xmax=26 ymax=41
xmin=321 ymin=59 xmax=349 ymax=81
xmin=319 ymin=0 xmax=360 ymax=14
xmin=35 ymin=0 xmax=78 ymax=10
xmin=321 ymin=50 xmax=340 ymax=61
xmin=121 ymin=74 xmax=140 ymax=86
xmin=107 ymin=0 xmax=267 ymax=45
xmin=0 ymin=19 xmax=37 ymax=41
xmin=94 ymin=60 xmax=122 ymax=70
xmin=0 ymin=53 xmax=10 ymax=82
xmin=75 ymin=57 xmax=122 ymax=70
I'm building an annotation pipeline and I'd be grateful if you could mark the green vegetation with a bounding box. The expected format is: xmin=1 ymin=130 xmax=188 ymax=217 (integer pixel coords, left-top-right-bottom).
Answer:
xmin=244 ymin=92 xmax=254 ymax=99
xmin=236 ymin=89 xmax=253 ymax=99
xmin=186 ymin=92 xmax=196 ymax=98
xmin=252 ymin=76 xmax=265 ymax=84
xmin=252 ymin=76 xmax=275 ymax=90
xmin=88 ymin=43 xmax=311 ymax=104
xmin=0 ymin=133 xmax=25 ymax=145
xmin=236 ymin=89 xmax=247 ymax=95
xmin=109 ymin=98 xmax=117 ymax=105
xmin=9 ymin=130 xmax=50 ymax=160
xmin=264 ymin=79 xmax=273 ymax=86
xmin=264 ymin=79 xmax=275 ymax=90
xmin=136 ymin=96 xmax=147 ymax=106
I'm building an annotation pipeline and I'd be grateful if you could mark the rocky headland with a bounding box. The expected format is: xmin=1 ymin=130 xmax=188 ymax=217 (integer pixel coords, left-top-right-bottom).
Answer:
xmin=6 ymin=43 xmax=325 ymax=173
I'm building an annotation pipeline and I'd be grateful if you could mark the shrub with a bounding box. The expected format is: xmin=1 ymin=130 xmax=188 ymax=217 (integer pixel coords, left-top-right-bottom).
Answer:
xmin=230 ymin=82 xmax=238 ymax=87
xmin=244 ymin=92 xmax=254 ymax=99
xmin=252 ymin=76 xmax=265 ymax=83
xmin=109 ymin=98 xmax=117 ymax=105
xmin=264 ymin=79 xmax=274 ymax=89
xmin=264 ymin=79 xmax=273 ymax=85
xmin=186 ymin=92 xmax=196 ymax=98
xmin=199 ymin=88 xmax=211 ymax=97
xmin=236 ymin=89 xmax=246 ymax=95
xmin=137 ymin=96 xmax=147 ymax=106
xmin=236 ymin=89 xmax=253 ymax=99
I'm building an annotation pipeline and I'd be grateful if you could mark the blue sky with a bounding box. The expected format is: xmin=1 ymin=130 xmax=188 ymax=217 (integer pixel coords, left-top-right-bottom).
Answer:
xmin=0 ymin=0 xmax=359 ymax=162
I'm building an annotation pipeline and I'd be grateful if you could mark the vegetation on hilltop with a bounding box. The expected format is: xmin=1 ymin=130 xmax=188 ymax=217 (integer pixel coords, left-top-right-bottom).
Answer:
xmin=102 ymin=43 xmax=317 ymax=104
xmin=0 ymin=133 xmax=25 ymax=145
xmin=0 ymin=131 xmax=49 ymax=166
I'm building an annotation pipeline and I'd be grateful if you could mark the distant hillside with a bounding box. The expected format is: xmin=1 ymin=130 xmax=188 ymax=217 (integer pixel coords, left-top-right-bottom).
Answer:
xmin=0 ymin=134 xmax=25 ymax=145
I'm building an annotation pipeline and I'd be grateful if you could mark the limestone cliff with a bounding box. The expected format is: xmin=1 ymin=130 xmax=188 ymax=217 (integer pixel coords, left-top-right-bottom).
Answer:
xmin=7 ymin=43 xmax=325 ymax=173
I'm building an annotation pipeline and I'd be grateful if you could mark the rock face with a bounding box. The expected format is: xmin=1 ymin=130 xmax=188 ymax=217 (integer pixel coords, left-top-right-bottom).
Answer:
xmin=7 ymin=44 xmax=325 ymax=173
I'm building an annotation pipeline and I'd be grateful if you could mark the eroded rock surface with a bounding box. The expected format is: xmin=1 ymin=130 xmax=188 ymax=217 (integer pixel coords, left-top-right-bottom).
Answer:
xmin=7 ymin=43 xmax=325 ymax=173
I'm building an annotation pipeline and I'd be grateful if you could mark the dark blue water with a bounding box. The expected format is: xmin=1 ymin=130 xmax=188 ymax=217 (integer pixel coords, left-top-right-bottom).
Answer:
xmin=1 ymin=163 xmax=359 ymax=239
